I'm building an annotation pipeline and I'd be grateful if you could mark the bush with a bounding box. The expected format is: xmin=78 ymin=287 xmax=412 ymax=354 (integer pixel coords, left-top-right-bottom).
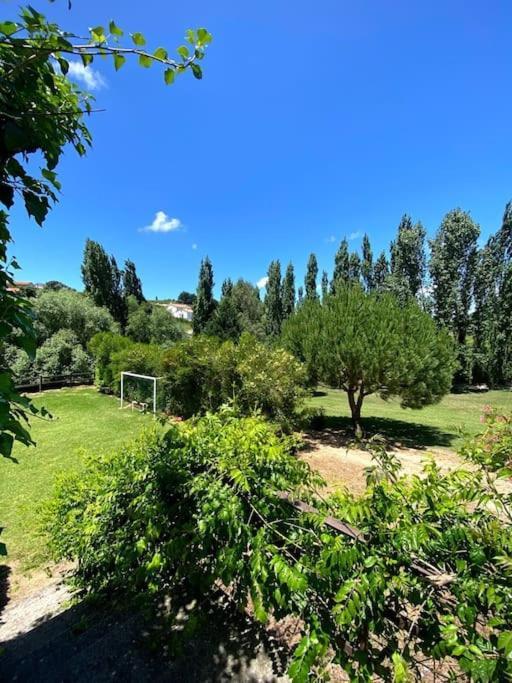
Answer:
xmin=35 ymin=329 xmax=93 ymax=376
xmin=162 ymin=335 xmax=223 ymax=416
xmin=46 ymin=412 xmax=512 ymax=681
xmin=162 ymin=333 xmax=307 ymax=426
xmin=234 ymin=334 xmax=307 ymax=428
xmin=88 ymin=332 xmax=132 ymax=387
xmin=6 ymin=330 xmax=94 ymax=380
xmin=461 ymin=407 xmax=512 ymax=471
xmin=35 ymin=289 xmax=116 ymax=346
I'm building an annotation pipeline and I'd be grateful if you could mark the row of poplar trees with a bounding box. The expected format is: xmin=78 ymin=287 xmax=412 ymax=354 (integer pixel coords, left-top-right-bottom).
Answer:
xmin=193 ymin=201 xmax=512 ymax=387
xmin=81 ymin=239 xmax=145 ymax=328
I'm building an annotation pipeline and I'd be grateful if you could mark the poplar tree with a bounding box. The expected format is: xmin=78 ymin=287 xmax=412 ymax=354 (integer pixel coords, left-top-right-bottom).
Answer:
xmin=373 ymin=251 xmax=389 ymax=291
xmin=389 ymin=215 xmax=426 ymax=297
xmin=109 ymin=256 xmax=128 ymax=328
xmin=207 ymin=278 xmax=241 ymax=341
xmin=361 ymin=234 xmax=374 ymax=291
xmin=193 ymin=256 xmax=215 ymax=334
xmin=282 ymin=263 xmax=296 ymax=319
xmin=321 ymin=270 xmax=329 ymax=300
xmin=264 ymin=260 xmax=283 ymax=337
xmin=348 ymin=252 xmax=361 ymax=283
xmin=81 ymin=239 xmax=113 ymax=309
xmin=305 ymin=253 xmax=319 ymax=300
xmin=123 ymin=259 xmax=145 ymax=303
xmin=429 ymin=209 xmax=480 ymax=382
xmin=81 ymin=239 xmax=126 ymax=326
xmin=473 ymin=201 xmax=512 ymax=384
xmin=331 ymin=238 xmax=349 ymax=293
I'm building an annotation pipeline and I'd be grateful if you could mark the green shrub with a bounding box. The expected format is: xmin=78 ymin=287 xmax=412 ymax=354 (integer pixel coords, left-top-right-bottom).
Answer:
xmin=234 ymin=333 xmax=307 ymax=428
xmin=46 ymin=412 xmax=512 ymax=681
xmin=88 ymin=332 xmax=132 ymax=387
xmin=161 ymin=333 xmax=307 ymax=426
xmin=461 ymin=406 xmax=512 ymax=471
xmin=6 ymin=330 xmax=94 ymax=380
xmin=162 ymin=335 xmax=224 ymax=416
xmin=109 ymin=341 xmax=165 ymax=394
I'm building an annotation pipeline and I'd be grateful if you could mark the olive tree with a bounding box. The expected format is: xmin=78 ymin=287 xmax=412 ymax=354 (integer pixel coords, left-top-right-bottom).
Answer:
xmin=282 ymin=285 xmax=456 ymax=435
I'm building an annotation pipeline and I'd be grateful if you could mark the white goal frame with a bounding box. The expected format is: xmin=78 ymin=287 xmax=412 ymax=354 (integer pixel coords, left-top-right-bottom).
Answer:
xmin=120 ymin=371 xmax=162 ymax=415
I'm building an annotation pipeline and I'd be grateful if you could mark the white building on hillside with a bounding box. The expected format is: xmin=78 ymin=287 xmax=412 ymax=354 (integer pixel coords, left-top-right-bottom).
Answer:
xmin=166 ymin=302 xmax=193 ymax=321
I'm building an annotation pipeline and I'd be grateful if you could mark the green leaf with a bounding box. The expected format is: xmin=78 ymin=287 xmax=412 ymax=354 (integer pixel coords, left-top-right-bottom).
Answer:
xmin=391 ymin=652 xmax=411 ymax=682
xmin=197 ymin=28 xmax=212 ymax=45
xmin=153 ymin=47 xmax=168 ymax=61
xmin=114 ymin=54 xmax=126 ymax=71
xmin=190 ymin=63 xmax=202 ymax=80
xmin=498 ymin=631 xmax=512 ymax=657
xmin=177 ymin=45 xmax=189 ymax=60
xmin=185 ymin=29 xmax=196 ymax=45
xmin=138 ymin=54 xmax=152 ymax=69
xmin=90 ymin=26 xmax=106 ymax=43
xmin=131 ymin=32 xmax=146 ymax=46
xmin=164 ymin=68 xmax=175 ymax=85
xmin=109 ymin=20 xmax=123 ymax=37
xmin=58 ymin=58 xmax=69 ymax=75
xmin=0 ymin=21 xmax=19 ymax=37
xmin=81 ymin=53 xmax=93 ymax=67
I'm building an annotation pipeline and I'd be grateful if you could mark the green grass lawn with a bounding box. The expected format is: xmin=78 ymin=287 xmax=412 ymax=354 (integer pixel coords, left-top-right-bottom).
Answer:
xmin=0 ymin=388 xmax=151 ymax=574
xmin=309 ymin=387 xmax=512 ymax=449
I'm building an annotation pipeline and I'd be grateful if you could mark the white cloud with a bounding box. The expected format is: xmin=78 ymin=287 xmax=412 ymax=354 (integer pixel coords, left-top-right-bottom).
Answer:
xmin=192 ymin=243 xmax=197 ymax=250
xmin=325 ymin=235 xmax=337 ymax=243
xmin=256 ymin=276 xmax=269 ymax=289
xmin=348 ymin=231 xmax=362 ymax=241
xmin=140 ymin=211 xmax=183 ymax=233
xmin=67 ymin=61 xmax=106 ymax=91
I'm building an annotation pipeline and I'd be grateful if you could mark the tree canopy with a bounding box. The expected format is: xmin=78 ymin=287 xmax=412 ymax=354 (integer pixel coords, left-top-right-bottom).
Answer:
xmin=282 ymin=285 xmax=456 ymax=435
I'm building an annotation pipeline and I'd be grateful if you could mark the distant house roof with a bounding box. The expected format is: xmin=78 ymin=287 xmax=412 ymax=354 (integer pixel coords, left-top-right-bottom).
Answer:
xmin=167 ymin=302 xmax=193 ymax=312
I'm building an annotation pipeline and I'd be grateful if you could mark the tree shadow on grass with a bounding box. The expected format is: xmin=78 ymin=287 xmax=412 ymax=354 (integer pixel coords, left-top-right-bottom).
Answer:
xmin=0 ymin=564 xmax=11 ymax=618
xmin=0 ymin=585 xmax=289 ymax=682
xmin=306 ymin=415 xmax=456 ymax=451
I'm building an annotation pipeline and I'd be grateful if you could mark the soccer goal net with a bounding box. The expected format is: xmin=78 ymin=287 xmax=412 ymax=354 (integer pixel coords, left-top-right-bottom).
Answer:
xmin=120 ymin=371 xmax=162 ymax=415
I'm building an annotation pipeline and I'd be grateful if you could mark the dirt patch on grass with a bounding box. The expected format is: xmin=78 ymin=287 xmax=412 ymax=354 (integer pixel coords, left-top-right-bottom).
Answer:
xmin=300 ymin=429 xmax=463 ymax=494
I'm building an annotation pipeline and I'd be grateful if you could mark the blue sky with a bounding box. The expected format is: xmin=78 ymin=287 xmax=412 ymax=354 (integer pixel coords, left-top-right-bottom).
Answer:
xmin=8 ymin=0 xmax=512 ymax=298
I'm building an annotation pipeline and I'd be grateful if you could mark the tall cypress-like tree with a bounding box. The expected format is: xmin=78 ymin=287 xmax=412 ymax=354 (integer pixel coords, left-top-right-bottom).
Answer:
xmin=282 ymin=263 xmax=296 ymax=319
xmin=81 ymin=239 xmax=113 ymax=309
xmin=193 ymin=256 xmax=215 ymax=334
xmin=123 ymin=259 xmax=145 ymax=303
xmin=321 ymin=270 xmax=329 ymax=300
xmin=389 ymin=215 xmax=426 ymax=298
xmin=297 ymin=286 xmax=304 ymax=305
xmin=305 ymin=253 xmax=319 ymax=300
xmin=331 ymin=238 xmax=349 ymax=293
xmin=361 ymin=234 xmax=374 ymax=291
xmin=373 ymin=251 xmax=389 ymax=291
xmin=429 ymin=208 xmax=480 ymax=382
xmin=81 ymin=239 xmax=126 ymax=326
xmin=348 ymin=252 xmax=361 ymax=283
xmin=264 ymin=260 xmax=283 ymax=337
xmin=206 ymin=277 xmax=241 ymax=341
xmin=109 ymin=256 xmax=128 ymax=327
xmin=473 ymin=201 xmax=512 ymax=384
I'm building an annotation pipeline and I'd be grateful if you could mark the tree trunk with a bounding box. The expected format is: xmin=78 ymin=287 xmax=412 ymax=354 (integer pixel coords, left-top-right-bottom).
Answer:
xmin=347 ymin=387 xmax=364 ymax=438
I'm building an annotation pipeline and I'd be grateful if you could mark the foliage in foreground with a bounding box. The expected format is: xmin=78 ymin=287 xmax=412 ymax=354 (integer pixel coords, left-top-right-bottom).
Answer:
xmin=47 ymin=410 xmax=512 ymax=681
